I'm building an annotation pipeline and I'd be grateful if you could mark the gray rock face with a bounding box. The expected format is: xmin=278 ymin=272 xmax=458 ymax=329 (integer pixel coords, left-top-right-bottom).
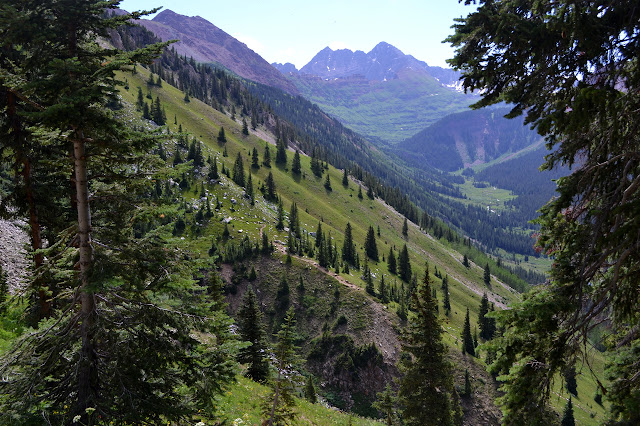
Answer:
xmin=0 ymin=219 xmax=29 ymax=293
xmin=298 ymin=41 xmax=461 ymax=85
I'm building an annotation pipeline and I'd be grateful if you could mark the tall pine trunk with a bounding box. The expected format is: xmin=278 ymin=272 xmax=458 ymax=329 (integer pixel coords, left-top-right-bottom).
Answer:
xmin=72 ymin=129 xmax=96 ymax=415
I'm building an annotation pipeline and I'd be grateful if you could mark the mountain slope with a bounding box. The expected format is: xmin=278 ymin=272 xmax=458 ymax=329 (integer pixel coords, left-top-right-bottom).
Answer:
xmin=274 ymin=43 xmax=474 ymax=144
xmin=135 ymin=9 xmax=298 ymax=95
xmin=395 ymin=108 xmax=543 ymax=172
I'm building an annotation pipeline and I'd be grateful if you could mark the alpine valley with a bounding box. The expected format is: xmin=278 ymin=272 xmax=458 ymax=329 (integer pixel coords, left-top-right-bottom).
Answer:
xmin=0 ymin=5 xmax=610 ymax=426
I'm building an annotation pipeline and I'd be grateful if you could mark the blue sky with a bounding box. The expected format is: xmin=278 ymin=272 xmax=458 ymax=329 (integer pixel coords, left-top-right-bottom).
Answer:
xmin=119 ymin=0 xmax=477 ymax=69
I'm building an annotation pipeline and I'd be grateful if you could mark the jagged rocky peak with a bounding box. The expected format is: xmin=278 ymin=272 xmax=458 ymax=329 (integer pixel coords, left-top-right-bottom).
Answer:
xmin=272 ymin=62 xmax=299 ymax=74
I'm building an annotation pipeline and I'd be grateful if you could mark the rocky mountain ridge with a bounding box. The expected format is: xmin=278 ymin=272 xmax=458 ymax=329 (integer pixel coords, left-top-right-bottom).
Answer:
xmin=273 ymin=41 xmax=462 ymax=88
xmin=135 ymin=9 xmax=298 ymax=95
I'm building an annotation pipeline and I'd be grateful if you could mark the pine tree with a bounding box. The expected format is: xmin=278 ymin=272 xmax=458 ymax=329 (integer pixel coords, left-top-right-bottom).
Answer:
xmin=231 ymin=152 xmax=245 ymax=186
xmin=387 ymin=247 xmax=397 ymax=275
xmin=208 ymin=157 xmax=219 ymax=181
xmin=378 ymin=274 xmax=388 ymax=303
xmin=563 ymin=366 xmax=578 ymax=397
xmin=246 ymin=172 xmax=255 ymax=205
xmin=364 ymin=225 xmax=379 ymax=261
xmin=263 ymin=307 xmax=300 ymax=425
xmin=402 ymin=217 xmax=409 ymax=238
xmin=304 ymin=376 xmax=317 ymax=404
xmin=217 ymin=127 xmax=227 ymax=143
xmin=478 ymin=292 xmax=494 ymax=340
xmin=464 ymin=369 xmax=472 ymax=397
xmin=462 ymin=307 xmax=476 ymax=356
xmin=315 ymin=222 xmax=323 ymax=248
xmin=251 ymin=147 xmax=260 ymax=169
xmin=367 ymin=184 xmax=375 ymax=199
xmin=397 ymin=244 xmax=412 ymax=283
xmin=484 ymin=264 xmax=491 ymax=287
xmin=136 ymin=86 xmax=144 ymax=109
xmin=342 ymin=222 xmax=356 ymax=265
xmin=242 ymin=117 xmax=249 ymax=135
xmin=358 ymin=186 xmax=363 ymax=199
xmin=276 ymin=200 xmax=285 ymax=230
xmin=289 ymin=202 xmax=300 ymax=237
xmin=264 ymin=172 xmax=277 ymax=202
xmin=442 ymin=275 xmax=451 ymax=314
xmin=398 ymin=270 xmax=458 ymax=425
xmin=373 ymin=383 xmax=396 ymax=426
xmin=237 ymin=287 xmax=270 ymax=382
xmin=561 ymin=397 xmax=576 ymax=426
xmin=275 ymin=137 xmax=287 ymax=166
xmin=263 ymin=144 xmax=272 ymax=168
xmin=291 ymin=150 xmax=301 ymax=175
xmin=364 ymin=259 xmax=375 ymax=295
xmin=324 ymin=173 xmax=332 ymax=191
xmin=151 ymin=96 xmax=165 ymax=125
xmin=462 ymin=254 xmax=470 ymax=268
xmin=0 ymin=3 xmax=236 ymax=422
xmin=342 ymin=168 xmax=349 ymax=187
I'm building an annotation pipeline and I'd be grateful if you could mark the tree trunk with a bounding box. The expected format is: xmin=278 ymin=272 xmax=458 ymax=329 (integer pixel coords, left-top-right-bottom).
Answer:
xmin=72 ymin=129 xmax=96 ymax=415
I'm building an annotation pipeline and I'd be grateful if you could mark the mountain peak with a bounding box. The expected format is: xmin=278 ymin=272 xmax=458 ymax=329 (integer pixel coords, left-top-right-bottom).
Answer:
xmin=136 ymin=10 xmax=298 ymax=94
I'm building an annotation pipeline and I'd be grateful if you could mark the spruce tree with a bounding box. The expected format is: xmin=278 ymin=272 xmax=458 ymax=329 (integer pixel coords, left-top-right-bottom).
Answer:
xmin=561 ymin=397 xmax=576 ymax=426
xmin=242 ymin=117 xmax=249 ymax=135
xmin=291 ymin=150 xmax=301 ymax=175
xmin=275 ymin=137 xmax=287 ymax=166
xmin=237 ymin=287 xmax=270 ymax=382
xmin=462 ymin=307 xmax=476 ymax=356
xmin=398 ymin=270 xmax=458 ymax=425
xmin=442 ymin=275 xmax=451 ymax=314
xmin=289 ymin=202 xmax=300 ymax=237
xmin=264 ymin=172 xmax=277 ymax=202
xmin=478 ymin=292 xmax=494 ymax=340
xmin=263 ymin=307 xmax=300 ymax=425
xmin=276 ymin=200 xmax=285 ymax=230
xmin=217 ymin=126 xmax=227 ymax=143
xmin=251 ymin=147 xmax=260 ymax=169
xmin=397 ymin=244 xmax=412 ymax=283
xmin=563 ymin=366 xmax=578 ymax=397
xmin=342 ymin=222 xmax=356 ymax=264
xmin=324 ymin=173 xmax=332 ymax=191
xmin=464 ymin=369 xmax=472 ymax=397
xmin=304 ymin=376 xmax=317 ymax=404
xmin=378 ymin=274 xmax=388 ymax=303
xmin=208 ymin=157 xmax=219 ymax=181
xmin=402 ymin=217 xmax=409 ymax=238
xmin=0 ymin=3 xmax=236 ymax=422
xmin=388 ymin=247 xmax=397 ymax=275
xmin=462 ymin=254 xmax=470 ymax=268
xmin=246 ymin=172 xmax=255 ymax=205
xmin=484 ymin=263 xmax=491 ymax=287
xmin=373 ymin=383 xmax=397 ymax=426
xmin=364 ymin=225 xmax=379 ymax=262
xmin=342 ymin=168 xmax=349 ymax=187
xmin=232 ymin=152 xmax=246 ymax=187
xmin=315 ymin=222 xmax=323 ymax=248
xmin=263 ymin=144 xmax=271 ymax=168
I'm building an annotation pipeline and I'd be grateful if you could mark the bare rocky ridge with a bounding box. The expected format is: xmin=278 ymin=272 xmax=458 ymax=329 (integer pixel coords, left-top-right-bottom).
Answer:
xmin=135 ymin=9 xmax=299 ymax=96
xmin=0 ymin=218 xmax=29 ymax=293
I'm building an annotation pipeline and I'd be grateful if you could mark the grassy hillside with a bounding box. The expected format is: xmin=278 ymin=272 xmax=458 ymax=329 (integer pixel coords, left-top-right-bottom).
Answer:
xmin=114 ymin=66 xmax=608 ymax=424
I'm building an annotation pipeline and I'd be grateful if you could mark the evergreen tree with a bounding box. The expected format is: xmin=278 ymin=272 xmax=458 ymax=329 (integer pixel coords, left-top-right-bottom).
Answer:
xmin=172 ymin=148 xmax=183 ymax=166
xmin=289 ymin=202 xmax=300 ymax=237
xmin=387 ymin=247 xmax=397 ymax=275
xmin=563 ymin=366 xmax=578 ymax=397
xmin=462 ymin=254 xmax=470 ymax=268
xmin=478 ymin=292 xmax=494 ymax=340
xmin=342 ymin=222 xmax=356 ymax=265
xmin=402 ymin=217 xmax=409 ymax=238
xmin=397 ymin=244 xmax=412 ymax=283
xmin=231 ymin=152 xmax=245 ymax=187
xmin=367 ymin=184 xmax=374 ymax=199
xmin=275 ymin=137 xmax=287 ymax=166
xmin=442 ymin=275 xmax=451 ymax=314
xmin=151 ymin=96 xmax=165 ymax=125
xmin=242 ymin=117 xmax=249 ymax=135
xmin=275 ymin=200 xmax=285 ymax=230
xmin=291 ymin=150 xmax=301 ymax=175
xmin=263 ymin=307 xmax=300 ymax=425
xmin=364 ymin=225 xmax=379 ymax=261
xmin=464 ymin=369 xmax=472 ymax=397
xmin=449 ymin=4 xmax=640 ymax=421
xmin=262 ymin=172 xmax=275 ymax=202
xmin=357 ymin=186 xmax=363 ymax=199
xmin=304 ymin=376 xmax=317 ymax=404
xmin=237 ymin=287 xmax=270 ymax=382
xmin=246 ymin=172 xmax=255 ymax=205
xmin=263 ymin=144 xmax=272 ymax=168
xmin=373 ymin=383 xmax=397 ymax=426
xmin=462 ymin=308 xmax=476 ymax=356
xmin=208 ymin=157 xmax=219 ymax=180
xmin=364 ymin=259 xmax=375 ymax=295
xmin=342 ymin=168 xmax=349 ymax=187
xmin=136 ymin=86 xmax=144 ymax=109
xmin=378 ymin=274 xmax=388 ymax=303
xmin=310 ymin=149 xmax=322 ymax=177
xmin=0 ymin=264 xmax=7 ymax=314
xmin=398 ymin=270 xmax=458 ymax=425
xmin=324 ymin=173 xmax=332 ymax=191
xmin=217 ymin=127 xmax=227 ymax=143
xmin=561 ymin=397 xmax=576 ymax=426
xmin=315 ymin=222 xmax=323 ymax=248
xmin=483 ymin=263 xmax=491 ymax=287
xmin=0 ymin=3 xmax=236 ymax=423
xmin=142 ymin=101 xmax=151 ymax=119
xmin=251 ymin=147 xmax=260 ymax=169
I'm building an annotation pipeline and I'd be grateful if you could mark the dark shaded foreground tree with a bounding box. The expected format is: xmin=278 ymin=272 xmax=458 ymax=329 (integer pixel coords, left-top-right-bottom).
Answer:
xmin=0 ymin=1 xmax=237 ymax=423
xmin=448 ymin=1 xmax=640 ymax=423
xmin=397 ymin=270 xmax=460 ymax=425
xmin=237 ymin=287 xmax=270 ymax=382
